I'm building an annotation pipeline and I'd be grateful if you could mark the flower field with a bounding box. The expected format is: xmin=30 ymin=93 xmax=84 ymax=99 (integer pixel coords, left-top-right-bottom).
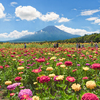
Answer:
xmin=0 ymin=42 xmax=100 ymax=100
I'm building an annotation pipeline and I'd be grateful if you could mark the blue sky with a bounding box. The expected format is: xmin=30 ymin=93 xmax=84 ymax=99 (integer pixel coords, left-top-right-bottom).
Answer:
xmin=0 ymin=0 xmax=100 ymax=41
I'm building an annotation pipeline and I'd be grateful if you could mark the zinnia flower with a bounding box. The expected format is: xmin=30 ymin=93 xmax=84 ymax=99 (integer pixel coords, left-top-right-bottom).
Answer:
xmin=46 ymin=67 xmax=53 ymax=71
xmin=10 ymin=93 xmax=15 ymax=96
xmin=91 ymin=63 xmax=100 ymax=70
xmin=15 ymin=77 xmax=22 ymax=82
xmin=55 ymin=75 xmax=64 ymax=81
xmin=71 ymin=83 xmax=81 ymax=91
xmin=7 ymin=83 xmax=21 ymax=90
xmin=82 ymin=77 xmax=88 ymax=80
xmin=20 ymin=94 xmax=30 ymax=100
xmin=5 ymin=81 xmax=12 ymax=85
xmin=32 ymin=96 xmax=39 ymax=100
xmin=83 ymin=67 xmax=89 ymax=71
xmin=32 ymin=69 xmax=42 ymax=73
xmin=17 ymin=67 xmax=24 ymax=70
xmin=86 ymin=81 xmax=96 ymax=89
xmin=18 ymin=89 xmax=33 ymax=98
xmin=64 ymin=61 xmax=72 ymax=66
xmin=81 ymin=93 xmax=99 ymax=100
xmin=66 ymin=76 xmax=76 ymax=82
xmin=56 ymin=62 xmax=63 ymax=66
xmin=39 ymin=76 xmax=50 ymax=83
xmin=49 ymin=74 xmax=55 ymax=78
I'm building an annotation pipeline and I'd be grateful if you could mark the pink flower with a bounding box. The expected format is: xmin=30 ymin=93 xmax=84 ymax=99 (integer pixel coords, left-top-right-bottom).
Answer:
xmin=72 ymin=69 xmax=77 ymax=72
xmin=20 ymin=94 xmax=30 ymax=100
xmin=64 ymin=61 xmax=72 ymax=66
xmin=32 ymin=68 xmax=42 ymax=73
xmin=56 ymin=62 xmax=63 ymax=66
xmin=36 ymin=58 xmax=45 ymax=63
xmin=81 ymin=93 xmax=99 ymax=100
xmin=18 ymin=89 xmax=33 ymax=98
xmin=82 ymin=77 xmax=88 ymax=80
xmin=91 ymin=63 xmax=100 ymax=70
xmin=39 ymin=76 xmax=50 ymax=83
xmin=15 ymin=77 xmax=22 ymax=82
xmin=66 ymin=76 xmax=76 ymax=82
xmin=10 ymin=93 xmax=15 ymax=96
xmin=0 ymin=66 xmax=3 ymax=69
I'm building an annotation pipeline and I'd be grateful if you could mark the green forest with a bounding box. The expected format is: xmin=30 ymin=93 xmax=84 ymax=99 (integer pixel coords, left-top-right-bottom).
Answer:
xmin=55 ymin=33 xmax=100 ymax=43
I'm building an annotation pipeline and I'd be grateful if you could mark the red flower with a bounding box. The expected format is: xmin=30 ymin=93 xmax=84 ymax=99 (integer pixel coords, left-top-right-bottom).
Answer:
xmin=91 ymin=63 xmax=100 ymax=70
xmin=36 ymin=58 xmax=45 ymax=63
xmin=81 ymin=93 xmax=99 ymax=100
xmin=66 ymin=76 xmax=76 ymax=82
xmin=39 ymin=76 xmax=50 ymax=83
xmin=20 ymin=94 xmax=30 ymax=100
xmin=0 ymin=66 xmax=3 ymax=69
xmin=82 ymin=77 xmax=88 ymax=80
xmin=15 ymin=77 xmax=22 ymax=82
xmin=32 ymin=69 xmax=42 ymax=73
xmin=10 ymin=93 xmax=15 ymax=96
xmin=64 ymin=61 xmax=72 ymax=66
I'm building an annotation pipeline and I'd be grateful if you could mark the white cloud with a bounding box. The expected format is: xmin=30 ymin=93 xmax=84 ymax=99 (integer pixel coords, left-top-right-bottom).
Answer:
xmin=15 ymin=6 xmax=42 ymax=21
xmin=10 ymin=2 xmax=17 ymax=7
xmin=0 ymin=3 xmax=6 ymax=18
xmin=58 ymin=17 xmax=70 ymax=23
xmin=81 ymin=9 xmax=100 ymax=16
xmin=40 ymin=12 xmax=59 ymax=21
xmin=86 ymin=17 xmax=100 ymax=25
xmin=0 ymin=30 xmax=35 ymax=40
xmin=86 ymin=17 xmax=98 ymax=21
xmin=55 ymin=24 xmax=100 ymax=36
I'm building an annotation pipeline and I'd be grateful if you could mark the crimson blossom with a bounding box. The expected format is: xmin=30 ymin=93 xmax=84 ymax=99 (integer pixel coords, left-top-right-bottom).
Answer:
xmin=91 ymin=63 xmax=100 ymax=70
xmin=64 ymin=61 xmax=73 ymax=66
xmin=81 ymin=93 xmax=99 ymax=100
xmin=36 ymin=58 xmax=45 ymax=63
xmin=66 ymin=76 xmax=76 ymax=82
xmin=39 ymin=76 xmax=50 ymax=83
xmin=32 ymin=68 xmax=42 ymax=73
xmin=15 ymin=77 xmax=22 ymax=82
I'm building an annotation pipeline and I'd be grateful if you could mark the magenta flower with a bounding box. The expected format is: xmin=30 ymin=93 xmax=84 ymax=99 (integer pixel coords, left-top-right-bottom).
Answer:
xmin=66 ymin=76 xmax=76 ymax=82
xmin=91 ymin=63 xmax=100 ymax=70
xmin=56 ymin=62 xmax=63 ymax=66
xmin=39 ymin=76 xmax=50 ymax=83
xmin=18 ymin=89 xmax=33 ymax=98
xmin=81 ymin=93 xmax=99 ymax=100
xmin=64 ymin=61 xmax=72 ymax=66
xmin=32 ymin=68 xmax=42 ymax=73
xmin=82 ymin=77 xmax=88 ymax=80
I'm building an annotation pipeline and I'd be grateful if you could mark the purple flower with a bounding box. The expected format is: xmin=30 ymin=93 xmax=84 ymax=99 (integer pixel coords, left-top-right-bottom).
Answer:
xmin=18 ymin=89 xmax=33 ymax=98
xmin=7 ymin=83 xmax=21 ymax=90
xmin=77 ymin=64 xmax=80 ymax=66
xmin=86 ymin=63 xmax=90 ymax=66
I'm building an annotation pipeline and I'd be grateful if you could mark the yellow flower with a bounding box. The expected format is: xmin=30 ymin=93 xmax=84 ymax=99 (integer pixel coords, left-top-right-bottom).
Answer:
xmin=60 ymin=64 xmax=66 ymax=68
xmin=16 ymin=55 xmax=19 ymax=58
xmin=17 ymin=67 xmax=24 ymax=70
xmin=46 ymin=67 xmax=53 ymax=71
xmin=83 ymin=67 xmax=89 ymax=71
xmin=5 ymin=81 xmax=12 ymax=85
xmin=49 ymin=74 xmax=55 ymax=78
xmin=56 ymin=75 xmax=64 ymax=80
xmin=86 ymin=81 xmax=96 ymax=89
xmin=50 ymin=57 xmax=57 ymax=60
xmin=32 ymin=96 xmax=39 ymax=100
xmin=64 ymin=52 xmax=67 ymax=54
xmin=71 ymin=83 xmax=81 ymax=91
xmin=59 ymin=58 xmax=63 ymax=61
xmin=62 ymin=58 xmax=65 ymax=60
xmin=12 ymin=59 xmax=16 ymax=61
xmin=33 ymin=82 xmax=38 ymax=85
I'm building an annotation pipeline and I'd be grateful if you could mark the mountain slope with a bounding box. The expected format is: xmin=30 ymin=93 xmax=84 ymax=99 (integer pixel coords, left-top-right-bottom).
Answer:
xmin=10 ymin=26 xmax=80 ymax=42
